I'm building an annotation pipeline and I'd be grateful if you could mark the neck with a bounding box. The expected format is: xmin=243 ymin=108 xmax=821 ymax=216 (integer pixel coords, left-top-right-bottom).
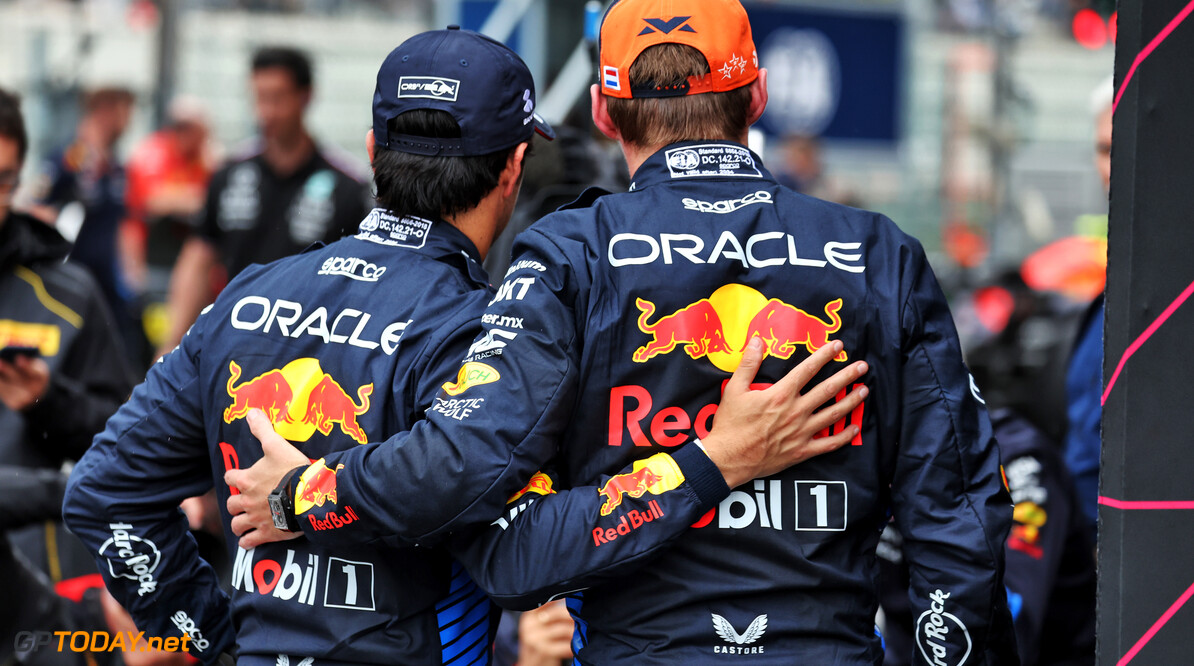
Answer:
xmin=263 ymin=127 xmax=314 ymax=176
xmin=621 ymin=131 xmax=751 ymax=179
xmin=444 ymin=196 xmax=505 ymax=261
xmin=77 ymin=118 xmax=111 ymax=157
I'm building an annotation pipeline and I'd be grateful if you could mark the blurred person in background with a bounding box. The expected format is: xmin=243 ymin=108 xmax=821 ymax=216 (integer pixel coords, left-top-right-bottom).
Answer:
xmin=774 ymin=133 xmax=824 ymax=194
xmin=30 ymin=86 xmax=142 ymax=360
xmin=123 ymin=95 xmax=215 ymax=368
xmin=483 ymin=111 xmax=629 ymax=278
xmin=160 ymin=46 xmax=369 ymax=356
xmin=0 ymin=87 xmax=170 ymax=666
xmin=1063 ymin=75 xmax=1113 ymax=542
xmin=772 ymin=133 xmax=857 ymax=206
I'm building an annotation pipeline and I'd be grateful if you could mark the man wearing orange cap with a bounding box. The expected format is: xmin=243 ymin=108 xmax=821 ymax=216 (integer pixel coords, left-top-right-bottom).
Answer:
xmin=568 ymin=1 xmax=1015 ymax=661
xmin=231 ymin=1 xmax=1014 ymax=663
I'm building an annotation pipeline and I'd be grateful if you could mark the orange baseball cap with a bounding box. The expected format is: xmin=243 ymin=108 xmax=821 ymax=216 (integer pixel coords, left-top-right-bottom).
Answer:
xmin=599 ymin=0 xmax=758 ymax=99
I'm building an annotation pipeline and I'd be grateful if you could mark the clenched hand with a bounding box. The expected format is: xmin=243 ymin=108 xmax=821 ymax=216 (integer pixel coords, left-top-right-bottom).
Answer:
xmin=224 ymin=409 xmax=311 ymax=549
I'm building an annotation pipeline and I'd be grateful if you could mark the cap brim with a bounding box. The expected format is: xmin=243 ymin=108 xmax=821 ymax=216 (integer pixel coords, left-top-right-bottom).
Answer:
xmin=532 ymin=113 xmax=556 ymax=141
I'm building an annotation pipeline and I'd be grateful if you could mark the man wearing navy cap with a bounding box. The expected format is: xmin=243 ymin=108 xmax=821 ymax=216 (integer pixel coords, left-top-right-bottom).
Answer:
xmin=229 ymin=0 xmax=1015 ymax=660
xmin=64 ymin=27 xmax=858 ymax=665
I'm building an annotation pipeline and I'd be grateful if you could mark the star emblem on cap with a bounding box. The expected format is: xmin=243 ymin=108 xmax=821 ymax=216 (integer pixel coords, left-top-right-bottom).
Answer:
xmin=722 ymin=53 xmax=747 ymax=79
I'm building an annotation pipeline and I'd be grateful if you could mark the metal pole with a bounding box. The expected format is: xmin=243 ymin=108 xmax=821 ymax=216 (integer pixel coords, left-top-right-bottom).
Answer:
xmin=154 ymin=0 xmax=180 ymax=129
xmin=479 ymin=0 xmax=537 ymax=43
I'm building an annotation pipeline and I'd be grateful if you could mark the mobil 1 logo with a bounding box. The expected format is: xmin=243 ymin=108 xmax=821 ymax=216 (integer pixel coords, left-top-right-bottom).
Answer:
xmin=794 ymin=480 xmax=847 ymax=531
xmin=325 ymin=556 xmax=376 ymax=611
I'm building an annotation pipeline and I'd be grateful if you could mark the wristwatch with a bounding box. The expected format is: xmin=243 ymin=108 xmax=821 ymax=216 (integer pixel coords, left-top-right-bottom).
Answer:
xmin=268 ymin=466 xmax=305 ymax=532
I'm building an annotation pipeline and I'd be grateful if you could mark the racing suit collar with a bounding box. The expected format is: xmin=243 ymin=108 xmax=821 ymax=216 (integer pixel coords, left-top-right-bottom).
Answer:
xmin=355 ymin=207 xmax=487 ymax=276
xmin=628 ymin=140 xmax=773 ymax=192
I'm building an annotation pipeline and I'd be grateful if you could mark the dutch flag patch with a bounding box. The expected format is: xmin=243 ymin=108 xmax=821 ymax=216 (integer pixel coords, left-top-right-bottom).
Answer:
xmin=603 ymin=66 xmax=621 ymax=91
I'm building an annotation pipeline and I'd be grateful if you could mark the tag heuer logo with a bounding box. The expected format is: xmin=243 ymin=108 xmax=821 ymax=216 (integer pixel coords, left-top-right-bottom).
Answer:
xmin=712 ymin=613 xmax=767 ymax=654
xmin=398 ymin=77 xmax=460 ymax=102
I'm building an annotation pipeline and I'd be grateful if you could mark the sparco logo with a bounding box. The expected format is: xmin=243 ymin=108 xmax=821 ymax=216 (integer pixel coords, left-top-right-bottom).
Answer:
xmin=170 ymin=611 xmax=210 ymax=652
xmin=683 ymin=190 xmax=773 ymax=214
xmin=398 ymin=76 xmax=460 ymax=101
xmin=916 ymin=590 xmax=972 ymax=666
xmin=318 ymin=257 xmax=386 ymax=282
xmin=98 ymin=523 xmax=160 ymax=597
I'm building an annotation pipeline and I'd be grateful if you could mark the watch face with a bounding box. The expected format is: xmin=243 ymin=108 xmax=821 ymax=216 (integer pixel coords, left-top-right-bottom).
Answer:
xmin=268 ymin=495 xmax=289 ymax=531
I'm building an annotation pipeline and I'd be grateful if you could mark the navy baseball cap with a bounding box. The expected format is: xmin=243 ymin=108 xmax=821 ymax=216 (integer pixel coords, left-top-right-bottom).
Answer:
xmin=373 ymin=26 xmax=555 ymax=156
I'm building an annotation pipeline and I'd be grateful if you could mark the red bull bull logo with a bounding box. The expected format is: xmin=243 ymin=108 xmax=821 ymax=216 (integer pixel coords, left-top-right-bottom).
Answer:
xmin=224 ymin=358 xmax=372 ymax=445
xmin=296 ymin=374 xmax=372 ymax=445
xmin=225 ymin=362 xmax=294 ymax=423
xmin=295 ymin=459 xmax=344 ymax=513
xmin=508 ymin=472 xmax=555 ymax=503
xmin=632 ymin=285 xmax=848 ymax=371
xmin=596 ymin=453 xmax=685 ymax=516
xmin=632 ymin=298 xmax=732 ymax=363
xmin=744 ymin=298 xmax=848 ymax=362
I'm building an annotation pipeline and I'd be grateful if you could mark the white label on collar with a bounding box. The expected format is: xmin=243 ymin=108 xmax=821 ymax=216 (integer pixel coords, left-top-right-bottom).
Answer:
xmin=664 ymin=144 xmax=763 ymax=179
xmin=356 ymin=210 xmax=431 ymax=249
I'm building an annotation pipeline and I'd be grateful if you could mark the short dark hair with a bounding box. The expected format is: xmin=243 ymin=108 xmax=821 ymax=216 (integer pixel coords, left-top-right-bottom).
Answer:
xmin=83 ymin=86 xmax=135 ymax=114
xmin=606 ymin=43 xmax=752 ymax=148
xmin=252 ymin=47 xmax=313 ymax=90
xmin=0 ymin=87 xmax=28 ymax=164
xmin=372 ymin=109 xmax=523 ymax=221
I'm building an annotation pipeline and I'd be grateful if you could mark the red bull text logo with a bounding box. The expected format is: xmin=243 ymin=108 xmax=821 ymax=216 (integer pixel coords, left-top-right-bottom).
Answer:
xmin=609 ymin=380 xmax=864 ymax=449
xmin=596 ymin=453 xmax=685 ymax=516
xmin=292 ymin=459 xmax=361 ymax=531
xmin=632 ymin=285 xmax=847 ymax=372
xmin=224 ymin=359 xmax=372 ymax=445
xmin=593 ymin=501 xmax=665 ymax=547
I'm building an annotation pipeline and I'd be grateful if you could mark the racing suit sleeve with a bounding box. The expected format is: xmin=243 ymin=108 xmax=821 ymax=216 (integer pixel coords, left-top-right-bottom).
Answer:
xmin=298 ymin=228 xmax=729 ymax=547
xmin=890 ymin=239 xmax=1018 ymax=665
xmin=62 ymin=314 xmax=234 ymax=663
xmin=448 ymin=445 xmax=729 ymax=610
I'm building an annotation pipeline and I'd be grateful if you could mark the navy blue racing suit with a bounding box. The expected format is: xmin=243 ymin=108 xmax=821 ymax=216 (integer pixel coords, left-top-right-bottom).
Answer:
xmin=63 ymin=208 xmax=730 ymax=665
xmin=287 ymin=142 xmax=1018 ymax=664
xmin=879 ymin=410 xmax=1094 ymax=665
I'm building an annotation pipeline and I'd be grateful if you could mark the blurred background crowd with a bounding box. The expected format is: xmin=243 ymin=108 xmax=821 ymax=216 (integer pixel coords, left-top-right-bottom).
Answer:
xmin=1 ymin=0 xmax=1115 ymax=664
